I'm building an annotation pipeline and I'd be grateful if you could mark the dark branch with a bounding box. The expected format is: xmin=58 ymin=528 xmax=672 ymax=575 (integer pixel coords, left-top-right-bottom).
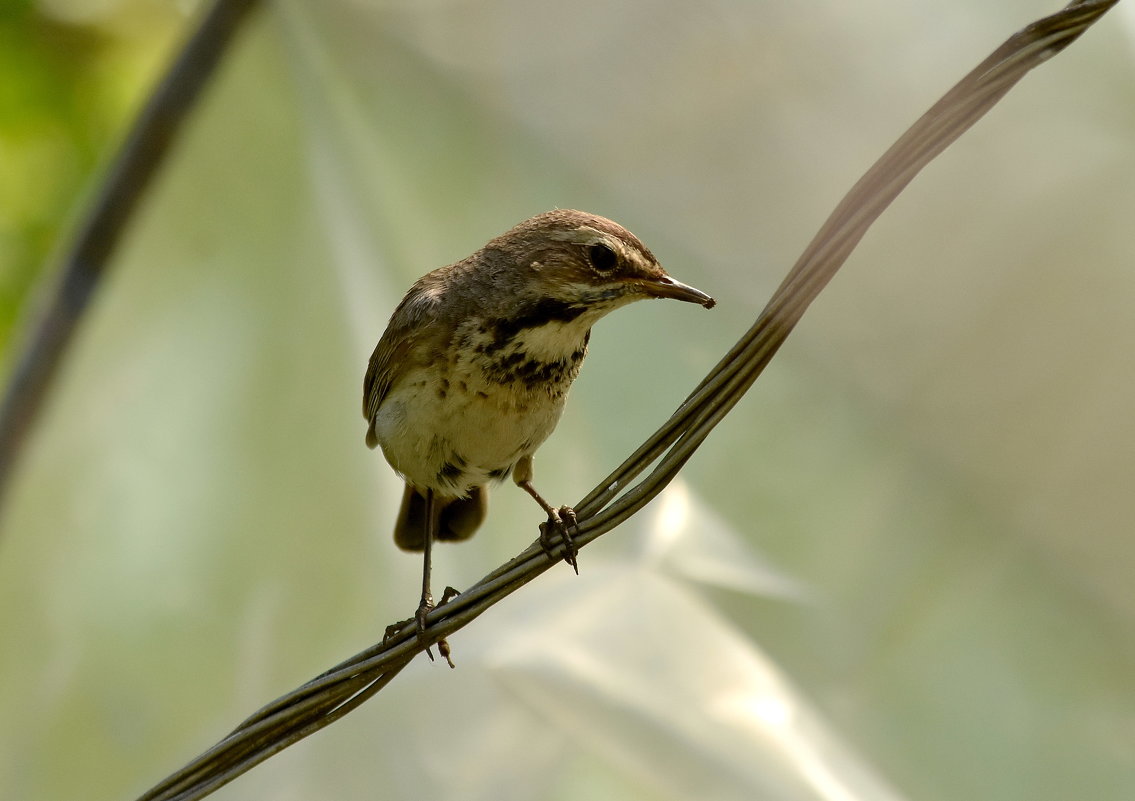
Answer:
xmin=0 ymin=0 xmax=262 ymax=521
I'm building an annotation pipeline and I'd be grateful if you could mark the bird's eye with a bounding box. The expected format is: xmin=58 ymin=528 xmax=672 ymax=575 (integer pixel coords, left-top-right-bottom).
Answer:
xmin=587 ymin=243 xmax=619 ymax=272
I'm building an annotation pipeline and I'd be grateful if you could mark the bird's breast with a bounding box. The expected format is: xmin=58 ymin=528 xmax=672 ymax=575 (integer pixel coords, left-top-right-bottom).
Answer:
xmin=371 ymin=319 xmax=591 ymax=497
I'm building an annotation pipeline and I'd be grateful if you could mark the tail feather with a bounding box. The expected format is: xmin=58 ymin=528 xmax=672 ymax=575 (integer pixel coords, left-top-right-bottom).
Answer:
xmin=393 ymin=484 xmax=488 ymax=551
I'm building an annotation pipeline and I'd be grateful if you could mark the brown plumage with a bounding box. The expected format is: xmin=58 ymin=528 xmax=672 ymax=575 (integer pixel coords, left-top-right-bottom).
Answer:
xmin=363 ymin=210 xmax=714 ymax=645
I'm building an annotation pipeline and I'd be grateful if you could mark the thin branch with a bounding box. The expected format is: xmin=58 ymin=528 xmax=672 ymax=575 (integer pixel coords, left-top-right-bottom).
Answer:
xmin=132 ymin=1 xmax=1118 ymax=799
xmin=0 ymin=0 xmax=262 ymax=521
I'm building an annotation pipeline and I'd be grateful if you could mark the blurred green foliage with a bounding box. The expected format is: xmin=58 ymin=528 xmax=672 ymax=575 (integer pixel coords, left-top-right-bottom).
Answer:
xmin=0 ymin=0 xmax=182 ymax=359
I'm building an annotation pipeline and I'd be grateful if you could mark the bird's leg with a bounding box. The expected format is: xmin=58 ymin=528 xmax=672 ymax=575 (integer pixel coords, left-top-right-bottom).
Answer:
xmin=513 ymin=456 xmax=579 ymax=573
xmin=415 ymin=489 xmax=455 ymax=666
xmin=382 ymin=493 xmax=456 ymax=666
xmin=416 ymin=488 xmax=435 ymax=644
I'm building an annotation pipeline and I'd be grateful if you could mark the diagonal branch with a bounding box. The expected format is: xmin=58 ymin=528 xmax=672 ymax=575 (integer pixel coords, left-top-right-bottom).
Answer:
xmin=134 ymin=1 xmax=1118 ymax=800
xmin=0 ymin=0 xmax=262 ymax=522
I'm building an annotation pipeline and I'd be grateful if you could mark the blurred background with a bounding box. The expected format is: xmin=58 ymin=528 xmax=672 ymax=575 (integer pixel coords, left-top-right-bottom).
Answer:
xmin=1 ymin=1 xmax=1133 ymax=800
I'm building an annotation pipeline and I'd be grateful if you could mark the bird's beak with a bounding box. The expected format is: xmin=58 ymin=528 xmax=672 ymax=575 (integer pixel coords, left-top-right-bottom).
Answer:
xmin=639 ymin=274 xmax=716 ymax=309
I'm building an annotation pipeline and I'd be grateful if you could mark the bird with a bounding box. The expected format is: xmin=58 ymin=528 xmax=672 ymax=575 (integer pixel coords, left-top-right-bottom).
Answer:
xmin=363 ymin=209 xmax=714 ymax=653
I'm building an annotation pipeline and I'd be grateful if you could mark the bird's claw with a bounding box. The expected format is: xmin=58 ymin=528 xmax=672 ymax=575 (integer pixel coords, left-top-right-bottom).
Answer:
xmin=539 ymin=505 xmax=579 ymax=573
xmin=384 ymin=595 xmax=437 ymax=662
xmin=383 ymin=620 xmax=409 ymax=643
xmin=434 ymin=587 xmax=459 ymax=668
xmin=382 ymin=595 xmax=452 ymax=666
xmin=394 ymin=590 xmax=457 ymax=668
xmin=415 ymin=595 xmax=433 ymax=640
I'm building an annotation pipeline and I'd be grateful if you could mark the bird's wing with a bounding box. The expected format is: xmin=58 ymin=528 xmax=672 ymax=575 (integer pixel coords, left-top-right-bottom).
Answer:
xmin=362 ymin=286 xmax=440 ymax=449
xmin=363 ymin=336 xmax=406 ymax=449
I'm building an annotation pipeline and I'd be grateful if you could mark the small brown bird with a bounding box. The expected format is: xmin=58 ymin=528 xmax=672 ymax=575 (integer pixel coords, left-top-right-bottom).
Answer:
xmin=363 ymin=209 xmax=714 ymax=642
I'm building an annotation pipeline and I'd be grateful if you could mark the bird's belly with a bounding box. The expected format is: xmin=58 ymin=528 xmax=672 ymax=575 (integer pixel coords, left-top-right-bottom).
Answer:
xmin=372 ymin=369 xmax=566 ymax=497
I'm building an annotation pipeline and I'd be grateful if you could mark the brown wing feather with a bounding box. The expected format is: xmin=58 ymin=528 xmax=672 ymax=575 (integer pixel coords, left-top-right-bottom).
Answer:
xmin=362 ymin=276 xmax=446 ymax=449
xmin=363 ymin=332 xmax=412 ymax=449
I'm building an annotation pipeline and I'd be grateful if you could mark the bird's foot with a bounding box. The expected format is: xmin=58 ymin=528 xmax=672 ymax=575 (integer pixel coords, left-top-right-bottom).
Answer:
xmin=415 ymin=593 xmax=433 ymax=640
xmin=382 ymin=595 xmax=455 ymax=668
xmin=407 ymin=590 xmax=458 ymax=668
xmin=383 ymin=619 xmax=409 ymax=643
xmin=434 ymin=587 xmax=459 ymax=668
xmin=413 ymin=594 xmax=443 ymax=666
xmin=539 ymin=505 xmax=579 ymax=574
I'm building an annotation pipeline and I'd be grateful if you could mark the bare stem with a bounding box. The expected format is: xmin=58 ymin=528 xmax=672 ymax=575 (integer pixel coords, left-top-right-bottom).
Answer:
xmin=0 ymin=0 xmax=262 ymax=521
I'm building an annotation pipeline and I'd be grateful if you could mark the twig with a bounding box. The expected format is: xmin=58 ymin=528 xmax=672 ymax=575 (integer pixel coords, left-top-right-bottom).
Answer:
xmin=129 ymin=1 xmax=1117 ymax=799
xmin=0 ymin=0 xmax=262 ymax=521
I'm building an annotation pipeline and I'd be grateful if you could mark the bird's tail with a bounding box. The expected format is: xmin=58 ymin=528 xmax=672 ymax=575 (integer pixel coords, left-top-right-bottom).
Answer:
xmin=393 ymin=484 xmax=488 ymax=550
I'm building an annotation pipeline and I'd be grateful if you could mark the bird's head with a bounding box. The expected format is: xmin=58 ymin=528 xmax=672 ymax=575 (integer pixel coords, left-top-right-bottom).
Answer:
xmin=483 ymin=210 xmax=715 ymax=314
